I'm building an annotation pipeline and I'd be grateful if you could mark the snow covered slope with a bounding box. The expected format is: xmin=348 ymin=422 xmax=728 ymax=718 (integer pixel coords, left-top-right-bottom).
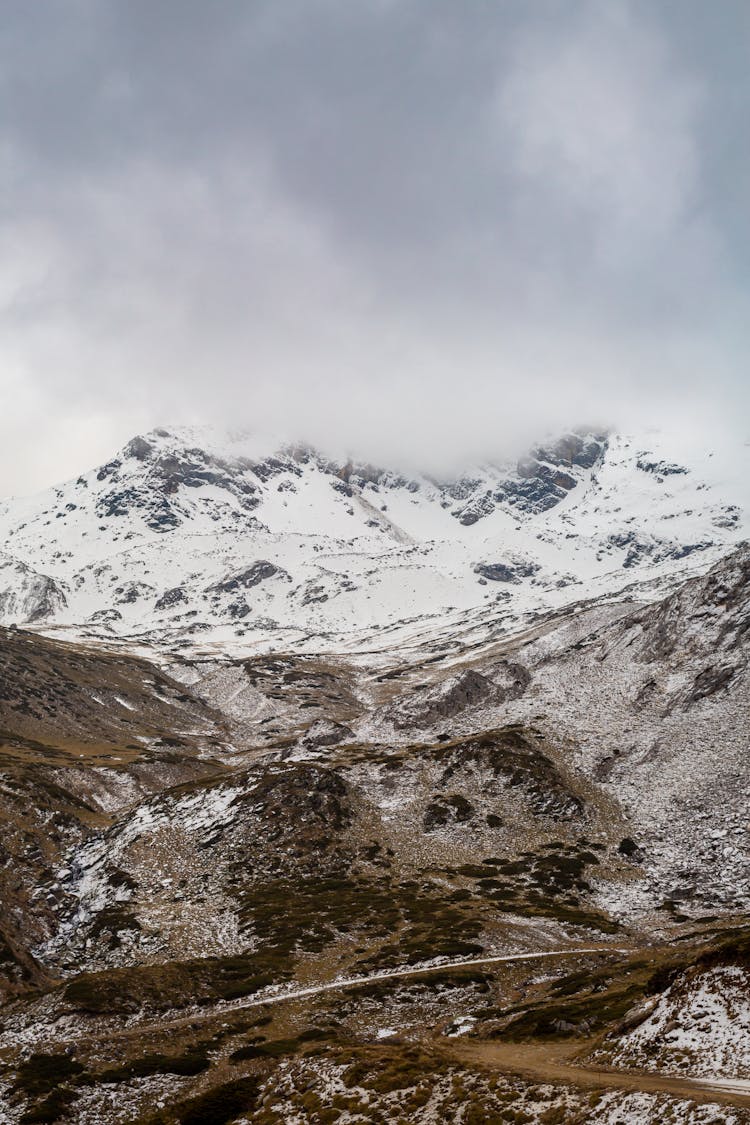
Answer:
xmin=0 ymin=425 xmax=746 ymax=647
xmin=608 ymin=963 xmax=750 ymax=1080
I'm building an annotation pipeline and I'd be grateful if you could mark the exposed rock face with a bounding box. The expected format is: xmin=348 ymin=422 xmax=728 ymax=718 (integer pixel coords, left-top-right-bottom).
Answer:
xmin=115 ymin=581 xmax=155 ymax=605
xmin=475 ymin=561 xmax=539 ymax=584
xmin=637 ymin=458 xmax=688 ymax=476
xmin=0 ymin=557 xmax=67 ymax=624
xmin=492 ymin=660 xmax=533 ymax=702
xmin=209 ymin=561 xmax=289 ymax=594
xmin=685 ymin=663 xmax=738 ymax=706
xmin=600 ymin=955 xmax=750 ymax=1080
xmin=251 ymin=453 xmax=304 ymax=482
xmin=95 ymin=434 xmax=262 ymax=532
xmin=532 ymin=433 xmax=607 ymax=471
xmin=448 ymin=432 xmax=608 ymax=523
xmin=634 ymin=544 xmax=750 ymax=663
xmin=435 ymin=729 xmax=585 ymax=821
xmin=501 ymin=432 xmax=606 ymax=514
xmin=252 ymin=764 xmax=351 ymax=844
xmin=493 ymin=476 xmax=573 ymax=514
xmin=300 ymin=719 xmax=354 ymax=749
xmin=607 ymin=531 xmax=714 ymax=570
xmin=455 ymin=491 xmax=497 ymax=525
xmin=388 ymin=669 xmax=509 ymax=731
xmin=423 ymin=793 xmax=475 ymax=832
xmin=517 ymin=461 xmax=578 ymax=492
xmin=154 ymin=587 xmax=189 ymax=611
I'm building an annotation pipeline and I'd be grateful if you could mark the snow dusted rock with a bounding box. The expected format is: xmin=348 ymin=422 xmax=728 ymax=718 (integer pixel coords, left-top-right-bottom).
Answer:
xmin=455 ymin=544 xmax=750 ymax=923
xmin=385 ymin=668 xmax=505 ymax=731
xmin=605 ymin=961 xmax=750 ymax=1079
xmin=0 ymin=554 xmax=67 ymax=623
xmin=634 ymin=543 xmax=750 ymax=666
xmin=300 ymin=718 xmax=354 ymax=749
xmin=474 ymin=560 xmax=540 ymax=583
xmin=40 ymin=779 xmax=251 ymax=971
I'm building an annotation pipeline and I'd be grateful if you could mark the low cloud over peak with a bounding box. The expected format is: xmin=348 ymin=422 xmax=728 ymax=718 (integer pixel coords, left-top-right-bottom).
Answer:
xmin=0 ymin=1 xmax=748 ymax=493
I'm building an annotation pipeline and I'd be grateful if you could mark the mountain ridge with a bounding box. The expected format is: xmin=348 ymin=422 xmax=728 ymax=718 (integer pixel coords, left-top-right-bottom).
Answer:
xmin=0 ymin=424 xmax=746 ymax=651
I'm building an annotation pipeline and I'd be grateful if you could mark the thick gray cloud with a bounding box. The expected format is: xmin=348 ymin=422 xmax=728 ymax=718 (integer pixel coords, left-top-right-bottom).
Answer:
xmin=0 ymin=1 xmax=748 ymax=491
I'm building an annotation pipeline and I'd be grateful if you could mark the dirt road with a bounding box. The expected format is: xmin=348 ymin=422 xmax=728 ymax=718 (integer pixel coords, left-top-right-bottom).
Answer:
xmin=452 ymin=1039 xmax=750 ymax=1112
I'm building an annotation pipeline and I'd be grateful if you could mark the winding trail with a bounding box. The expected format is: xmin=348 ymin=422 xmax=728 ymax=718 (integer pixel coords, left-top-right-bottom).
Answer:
xmin=60 ymin=946 xmax=627 ymax=1045
xmin=210 ymin=944 xmax=628 ymax=1018
xmin=452 ymin=1040 xmax=750 ymax=1112
xmin=17 ymin=944 xmax=750 ymax=1113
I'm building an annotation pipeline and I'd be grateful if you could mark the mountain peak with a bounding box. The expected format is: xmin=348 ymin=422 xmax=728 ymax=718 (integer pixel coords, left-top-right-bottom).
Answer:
xmin=0 ymin=426 xmax=744 ymax=647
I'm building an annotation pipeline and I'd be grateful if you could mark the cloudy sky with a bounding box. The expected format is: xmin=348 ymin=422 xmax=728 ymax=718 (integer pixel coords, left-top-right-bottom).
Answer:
xmin=1 ymin=1 xmax=748 ymax=491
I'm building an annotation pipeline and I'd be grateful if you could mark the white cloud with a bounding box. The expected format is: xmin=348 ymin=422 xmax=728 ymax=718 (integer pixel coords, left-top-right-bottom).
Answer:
xmin=0 ymin=1 xmax=747 ymax=491
xmin=496 ymin=2 xmax=702 ymax=261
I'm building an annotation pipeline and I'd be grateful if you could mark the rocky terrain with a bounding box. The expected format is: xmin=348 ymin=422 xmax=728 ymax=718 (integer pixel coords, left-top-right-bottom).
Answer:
xmin=0 ymin=430 xmax=748 ymax=1123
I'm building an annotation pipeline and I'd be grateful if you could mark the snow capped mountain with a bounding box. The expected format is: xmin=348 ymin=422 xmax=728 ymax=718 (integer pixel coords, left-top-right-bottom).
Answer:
xmin=0 ymin=424 xmax=746 ymax=648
